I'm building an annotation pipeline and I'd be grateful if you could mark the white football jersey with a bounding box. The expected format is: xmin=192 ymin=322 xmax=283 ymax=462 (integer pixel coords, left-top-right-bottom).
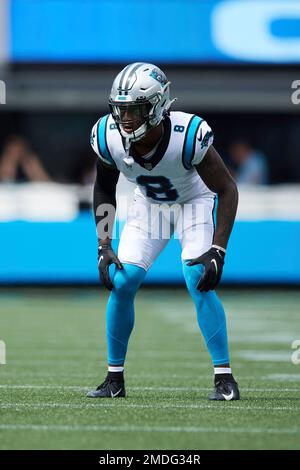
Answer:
xmin=90 ymin=111 xmax=214 ymax=204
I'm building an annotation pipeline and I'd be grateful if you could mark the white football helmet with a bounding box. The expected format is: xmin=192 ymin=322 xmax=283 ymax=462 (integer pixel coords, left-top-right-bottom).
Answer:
xmin=109 ymin=62 xmax=176 ymax=143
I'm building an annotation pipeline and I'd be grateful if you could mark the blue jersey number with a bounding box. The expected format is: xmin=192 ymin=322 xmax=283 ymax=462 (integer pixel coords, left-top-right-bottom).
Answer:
xmin=136 ymin=175 xmax=179 ymax=201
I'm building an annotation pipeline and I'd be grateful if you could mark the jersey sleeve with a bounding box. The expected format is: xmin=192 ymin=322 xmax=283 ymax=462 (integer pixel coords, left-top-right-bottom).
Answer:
xmin=90 ymin=115 xmax=117 ymax=168
xmin=191 ymin=120 xmax=214 ymax=166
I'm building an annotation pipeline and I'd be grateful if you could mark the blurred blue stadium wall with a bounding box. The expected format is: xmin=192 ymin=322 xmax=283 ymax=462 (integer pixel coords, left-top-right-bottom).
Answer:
xmin=9 ymin=0 xmax=300 ymax=64
xmin=1 ymin=214 xmax=300 ymax=284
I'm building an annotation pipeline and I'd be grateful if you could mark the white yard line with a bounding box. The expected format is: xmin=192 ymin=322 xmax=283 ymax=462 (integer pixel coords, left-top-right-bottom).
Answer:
xmin=239 ymin=351 xmax=291 ymax=362
xmin=0 ymin=384 xmax=299 ymax=392
xmin=0 ymin=402 xmax=299 ymax=412
xmin=266 ymin=374 xmax=300 ymax=381
xmin=0 ymin=424 xmax=298 ymax=434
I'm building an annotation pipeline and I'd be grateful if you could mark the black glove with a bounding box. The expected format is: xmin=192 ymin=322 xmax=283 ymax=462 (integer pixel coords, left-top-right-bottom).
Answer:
xmin=98 ymin=243 xmax=123 ymax=290
xmin=187 ymin=246 xmax=225 ymax=292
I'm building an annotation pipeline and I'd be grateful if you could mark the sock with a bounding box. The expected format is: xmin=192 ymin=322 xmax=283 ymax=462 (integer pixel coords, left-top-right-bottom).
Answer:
xmin=106 ymin=263 xmax=146 ymax=366
xmin=183 ymin=261 xmax=230 ymax=366
xmin=108 ymin=366 xmax=124 ymax=372
xmin=214 ymin=367 xmax=234 ymax=383
xmin=108 ymin=366 xmax=124 ymax=382
xmin=214 ymin=367 xmax=231 ymax=375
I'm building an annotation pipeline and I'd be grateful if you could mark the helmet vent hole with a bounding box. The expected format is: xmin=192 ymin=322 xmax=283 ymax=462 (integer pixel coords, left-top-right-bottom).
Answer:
xmin=143 ymin=68 xmax=149 ymax=71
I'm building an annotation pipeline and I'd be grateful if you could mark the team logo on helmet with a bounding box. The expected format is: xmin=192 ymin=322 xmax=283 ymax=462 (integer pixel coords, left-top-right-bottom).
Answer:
xmin=149 ymin=68 xmax=168 ymax=86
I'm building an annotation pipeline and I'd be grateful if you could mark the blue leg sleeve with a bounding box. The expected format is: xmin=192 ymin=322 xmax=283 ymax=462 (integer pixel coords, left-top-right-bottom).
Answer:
xmin=106 ymin=263 xmax=146 ymax=366
xmin=183 ymin=261 xmax=230 ymax=366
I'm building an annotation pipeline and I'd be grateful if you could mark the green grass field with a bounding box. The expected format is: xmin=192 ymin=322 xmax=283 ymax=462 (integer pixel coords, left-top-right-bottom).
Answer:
xmin=0 ymin=287 xmax=300 ymax=450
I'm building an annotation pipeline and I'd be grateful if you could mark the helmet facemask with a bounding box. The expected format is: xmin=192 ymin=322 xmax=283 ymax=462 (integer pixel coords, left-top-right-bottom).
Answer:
xmin=109 ymin=100 xmax=153 ymax=142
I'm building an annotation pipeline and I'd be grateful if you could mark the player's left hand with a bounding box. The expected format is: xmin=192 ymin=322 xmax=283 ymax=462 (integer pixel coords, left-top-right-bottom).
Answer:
xmin=187 ymin=247 xmax=225 ymax=292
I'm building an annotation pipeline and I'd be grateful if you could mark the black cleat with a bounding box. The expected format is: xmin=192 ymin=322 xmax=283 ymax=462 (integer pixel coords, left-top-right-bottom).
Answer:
xmin=209 ymin=377 xmax=240 ymax=401
xmin=86 ymin=375 xmax=126 ymax=398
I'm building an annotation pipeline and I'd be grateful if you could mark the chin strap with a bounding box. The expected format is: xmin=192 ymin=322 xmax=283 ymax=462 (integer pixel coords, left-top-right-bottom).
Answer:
xmin=122 ymin=138 xmax=135 ymax=167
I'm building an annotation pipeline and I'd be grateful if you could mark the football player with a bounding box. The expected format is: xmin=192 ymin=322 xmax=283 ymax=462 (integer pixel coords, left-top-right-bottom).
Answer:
xmin=87 ymin=63 xmax=240 ymax=401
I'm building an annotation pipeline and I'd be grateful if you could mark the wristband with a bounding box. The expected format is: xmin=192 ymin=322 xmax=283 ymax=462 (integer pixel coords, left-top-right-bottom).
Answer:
xmin=212 ymin=244 xmax=226 ymax=254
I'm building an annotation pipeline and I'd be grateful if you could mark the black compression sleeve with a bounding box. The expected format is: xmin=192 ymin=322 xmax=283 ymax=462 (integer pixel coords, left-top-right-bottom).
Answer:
xmin=93 ymin=159 xmax=120 ymax=240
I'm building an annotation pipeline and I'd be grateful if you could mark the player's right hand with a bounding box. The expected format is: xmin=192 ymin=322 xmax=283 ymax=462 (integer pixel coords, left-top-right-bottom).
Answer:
xmin=98 ymin=243 xmax=123 ymax=290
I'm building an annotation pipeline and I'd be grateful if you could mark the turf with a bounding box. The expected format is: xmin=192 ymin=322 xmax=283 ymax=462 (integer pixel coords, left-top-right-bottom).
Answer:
xmin=0 ymin=287 xmax=300 ymax=450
